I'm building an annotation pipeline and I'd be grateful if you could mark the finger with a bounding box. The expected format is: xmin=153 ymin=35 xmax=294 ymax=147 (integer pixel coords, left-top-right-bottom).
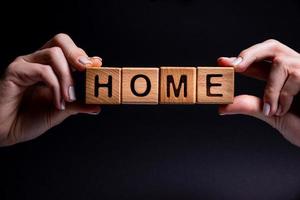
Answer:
xmin=219 ymin=95 xmax=300 ymax=146
xmin=278 ymin=72 xmax=300 ymax=116
xmin=49 ymin=103 xmax=101 ymax=129
xmin=42 ymin=33 xmax=102 ymax=71
xmin=217 ymin=57 xmax=236 ymax=65
xmin=90 ymin=56 xmax=102 ymax=68
xmin=263 ymin=56 xmax=289 ymax=116
xmin=218 ymin=57 xmax=271 ymax=81
xmin=219 ymin=55 xmax=290 ymax=116
xmin=219 ymin=95 xmax=276 ymax=127
xmin=23 ymin=47 xmax=76 ymax=102
xmin=6 ymin=60 xmax=63 ymax=110
xmin=232 ymin=39 xmax=298 ymax=72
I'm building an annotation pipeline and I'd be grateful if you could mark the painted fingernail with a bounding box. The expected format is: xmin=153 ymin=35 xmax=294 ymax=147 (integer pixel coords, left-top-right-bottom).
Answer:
xmin=219 ymin=112 xmax=236 ymax=116
xmin=69 ymin=86 xmax=76 ymax=101
xmin=263 ymin=103 xmax=270 ymax=116
xmin=276 ymin=104 xmax=282 ymax=116
xmin=92 ymin=56 xmax=102 ymax=62
xmin=232 ymin=57 xmax=243 ymax=66
xmin=61 ymin=100 xmax=66 ymax=111
xmin=88 ymin=111 xmax=101 ymax=115
xmin=78 ymin=56 xmax=92 ymax=65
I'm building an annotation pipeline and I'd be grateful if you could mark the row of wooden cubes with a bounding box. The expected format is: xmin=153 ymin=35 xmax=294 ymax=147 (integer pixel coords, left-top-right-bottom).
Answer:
xmin=85 ymin=67 xmax=234 ymax=104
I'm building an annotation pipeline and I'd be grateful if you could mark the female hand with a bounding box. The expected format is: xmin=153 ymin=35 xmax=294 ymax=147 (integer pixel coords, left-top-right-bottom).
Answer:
xmin=218 ymin=39 xmax=300 ymax=147
xmin=0 ymin=33 xmax=102 ymax=146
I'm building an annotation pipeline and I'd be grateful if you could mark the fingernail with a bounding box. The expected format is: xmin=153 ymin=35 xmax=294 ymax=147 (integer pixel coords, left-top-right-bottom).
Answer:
xmin=88 ymin=111 xmax=100 ymax=115
xmin=219 ymin=112 xmax=236 ymax=116
xmin=61 ymin=100 xmax=66 ymax=111
xmin=218 ymin=56 xmax=229 ymax=61
xmin=276 ymin=104 xmax=282 ymax=116
xmin=68 ymin=86 xmax=76 ymax=101
xmin=232 ymin=57 xmax=243 ymax=66
xmin=92 ymin=56 xmax=102 ymax=62
xmin=263 ymin=103 xmax=270 ymax=116
xmin=78 ymin=56 xmax=92 ymax=65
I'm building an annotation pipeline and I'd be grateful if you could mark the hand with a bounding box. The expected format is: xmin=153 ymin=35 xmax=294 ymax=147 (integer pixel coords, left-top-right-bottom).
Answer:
xmin=218 ymin=39 xmax=300 ymax=147
xmin=0 ymin=33 xmax=102 ymax=146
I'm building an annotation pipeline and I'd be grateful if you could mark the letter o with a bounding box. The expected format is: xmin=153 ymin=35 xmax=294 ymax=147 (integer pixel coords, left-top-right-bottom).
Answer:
xmin=130 ymin=74 xmax=151 ymax=97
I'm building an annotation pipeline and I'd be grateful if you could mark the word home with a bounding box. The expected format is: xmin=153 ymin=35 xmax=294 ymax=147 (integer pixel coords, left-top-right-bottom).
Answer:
xmin=85 ymin=66 xmax=234 ymax=104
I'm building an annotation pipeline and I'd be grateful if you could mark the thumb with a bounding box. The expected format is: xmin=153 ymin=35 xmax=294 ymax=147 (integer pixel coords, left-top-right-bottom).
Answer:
xmin=219 ymin=95 xmax=277 ymax=128
xmin=49 ymin=103 xmax=101 ymax=128
xmin=217 ymin=57 xmax=237 ymax=67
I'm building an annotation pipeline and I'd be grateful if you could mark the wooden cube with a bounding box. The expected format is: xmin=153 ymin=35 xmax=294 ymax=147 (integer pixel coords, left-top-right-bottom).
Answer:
xmin=160 ymin=67 xmax=196 ymax=104
xmin=85 ymin=67 xmax=121 ymax=104
xmin=122 ymin=68 xmax=159 ymax=104
xmin=197 ymin=67 xmax=234 ymax=104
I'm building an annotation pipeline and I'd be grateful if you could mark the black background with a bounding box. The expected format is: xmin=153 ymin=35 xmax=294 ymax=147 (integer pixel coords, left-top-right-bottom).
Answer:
xmin=1 ymin=0 xmax=300 ymax=199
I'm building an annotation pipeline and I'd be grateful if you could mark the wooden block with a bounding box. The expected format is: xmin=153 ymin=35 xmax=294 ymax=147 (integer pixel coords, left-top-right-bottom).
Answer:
xmin=160 ymin=67 xmax=196 ymax=104
xmin=85 ymin=67 xmax=121 ymax=104
xmin=197 ymin=67 xmax=234 ymax=104
xmin=122 ymin=68 xmax=159 ymax=104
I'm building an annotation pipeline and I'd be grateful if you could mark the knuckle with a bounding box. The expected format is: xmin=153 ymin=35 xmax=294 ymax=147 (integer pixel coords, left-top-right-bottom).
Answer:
xmin=49 ymin=81 xmax=59 ymax=91
xmin=265 ymin=39 xmax=280 ymax=45
xmin=54 ymin=33 xmax=70 ymax=41
xmin=6 ymin=59 xmax=22 ymax=76
xmin=40 ymin=65 xmax=55 ymax=78
xmin=272 ymin=56 xmax=285 ymax=66
xmin=14 ymin=56 xmax=24 ymax=62
xmin=265 ymin=39 xmax=282 ymax=52
xmin=45 ymin=109 xmax=55 ymax=129
xmin=47 ymin=46 xmax=63 ymax=59
xmin=53 ymin=33 xmax=71 ymax=45
xmin=273 ymin=116 xmax=285 ymax=131
xmin=40 ymin=64 xmax=52 ymax=72
xmin=239 ymin=49 xmax=248 ymax=58
xmin=6 ymin=62 xmax=17 ymax=72
xmin=289 ymin=70 xmax=300 ymax=81
xmin=280 ymin=90 xmax=290 ymax=99
xmin=264 ymin=87 xmax=277 ymax=99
